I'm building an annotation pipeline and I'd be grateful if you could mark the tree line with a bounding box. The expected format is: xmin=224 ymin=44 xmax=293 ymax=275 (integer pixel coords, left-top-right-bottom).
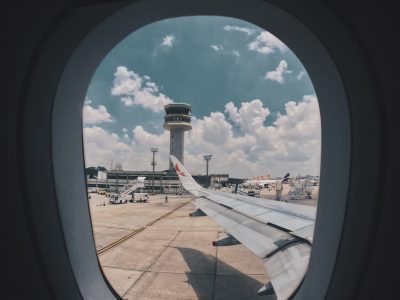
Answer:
xmin=85 ymin=166 xmax=107 ymax=179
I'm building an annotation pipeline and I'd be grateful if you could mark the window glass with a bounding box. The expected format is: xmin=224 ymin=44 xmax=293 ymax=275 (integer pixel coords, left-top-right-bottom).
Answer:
xmin=83 ymin=16 xmax=320 ymax=299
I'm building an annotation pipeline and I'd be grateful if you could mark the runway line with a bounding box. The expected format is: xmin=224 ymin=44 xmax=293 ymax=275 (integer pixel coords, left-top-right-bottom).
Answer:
xmin=97 ymin=200 xmax=191 ymax=256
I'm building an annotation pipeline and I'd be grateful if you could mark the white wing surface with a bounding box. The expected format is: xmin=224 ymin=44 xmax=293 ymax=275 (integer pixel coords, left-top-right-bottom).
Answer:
xmin=170 ymin=155 xmax=316 ymax=300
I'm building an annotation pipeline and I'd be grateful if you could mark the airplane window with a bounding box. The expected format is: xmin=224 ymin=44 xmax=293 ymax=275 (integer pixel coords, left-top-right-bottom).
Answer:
xmin=82 ymin=16 xmax=320 ymax=299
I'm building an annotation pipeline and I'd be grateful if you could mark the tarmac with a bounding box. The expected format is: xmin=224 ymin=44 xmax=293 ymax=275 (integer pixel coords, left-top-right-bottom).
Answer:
xmin=89 ymin=187 xmax=318 ymax=299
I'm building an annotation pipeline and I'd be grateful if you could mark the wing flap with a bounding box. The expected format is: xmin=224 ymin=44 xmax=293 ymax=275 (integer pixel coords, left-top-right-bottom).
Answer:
xmin=292 ymin=224 xmax=315 ymax=242
xmin=263 ymin=243 xmax=311 ymax=300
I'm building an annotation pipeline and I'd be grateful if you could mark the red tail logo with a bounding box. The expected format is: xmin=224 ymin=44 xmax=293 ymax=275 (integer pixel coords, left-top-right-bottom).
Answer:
xmin=175 ymin=163 xmax=185 ymax=176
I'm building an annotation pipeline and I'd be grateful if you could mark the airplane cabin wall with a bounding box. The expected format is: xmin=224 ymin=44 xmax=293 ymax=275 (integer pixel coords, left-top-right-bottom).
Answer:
xmin=2 ymin=0 xmax=398 ymax=299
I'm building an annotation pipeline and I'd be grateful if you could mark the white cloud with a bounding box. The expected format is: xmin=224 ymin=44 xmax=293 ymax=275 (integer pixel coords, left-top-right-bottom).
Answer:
xmin=265 ymin=60 xmax=292 ymax=84
xmin=223 ymin=25 xmax=255 ymax=35
xmin=161 ymin=35 xmax=175 ymax=47
xmin=225 ymin=99 xmax=270 ymax=132
xmin=211 ymin=44 xmax=223 ymax=51
xmin=111 ymin=66 xmax=173 ymax=112
xmin=297 ymin=71 xmax=306 ymax=80
xmin=83 ymin=126 xmax=132 ymax=167
xmin=185 ymin=96 xmax=320 ymax=176
xmin=122 ymin=128 xmax=127 ymax=133
xmin=111 ymin=66 xmax=142 ymax=95
xmin=211 ymin=46 xmax=240 ymax=61
xmin=83 ymin=96 xmax=321 ymax=177
xmin=82 ymin=125 xmax=170 ymax=170
xmin=248 ymin=31 xmax=287 ymax=54
xmin=82 ymin=104 xmax=112 ymax=125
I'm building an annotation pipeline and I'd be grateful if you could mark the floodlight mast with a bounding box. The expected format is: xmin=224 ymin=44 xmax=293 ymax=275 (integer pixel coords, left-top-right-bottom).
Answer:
xmin=203 ymin=154 xmax=212 ymax=176
xmin=150 ymin=148 xmax=158 ymax=194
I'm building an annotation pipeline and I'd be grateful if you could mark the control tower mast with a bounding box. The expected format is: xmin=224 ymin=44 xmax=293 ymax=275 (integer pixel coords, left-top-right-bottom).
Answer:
xmin=163 ymin=103 xmax=192 ymax=172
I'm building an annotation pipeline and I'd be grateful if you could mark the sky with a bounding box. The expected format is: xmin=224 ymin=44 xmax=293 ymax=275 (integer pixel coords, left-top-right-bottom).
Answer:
xmin=82 ymin=16 xmax=321 ymax=178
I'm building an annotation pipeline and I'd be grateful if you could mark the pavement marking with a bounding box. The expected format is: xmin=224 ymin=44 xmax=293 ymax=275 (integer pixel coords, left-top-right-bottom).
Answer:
xmin=212 ymin=240 xmax=219 ymax=300
xmin=122 ymin=230 xmax=182 ymax=298
xmin=93 ymin=225 xmax=136 ymax=231
xmin=97 ymin=200 xmax=191 ymax=256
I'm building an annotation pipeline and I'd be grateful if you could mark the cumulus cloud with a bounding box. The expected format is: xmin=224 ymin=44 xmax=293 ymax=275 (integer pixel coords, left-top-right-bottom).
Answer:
xmin=83 ymin=126 xmax=132 ymax=167
xmin=225 ymin=99 xmax=270 ymax=132
xmin=83 ymin=104 xmax=112 ymax=125
xmin=84 ymin=95 xmax=320 ymax=177
xmin=223 ymin=25 xmax=255 ymax=35
xmin=265 ymin=60 xmax=292 ymax=84
xmin=161 ymin=35 xmax=175 ymax=47
xmin=184 ymin=95 xmax=320 ymax=176
xmin=111 ymin=66 xmax=173 ymax=112
xmin=248 ymin=31 xmax=287 ymax=54
xmin=83 ymin=124 xmax=171 ymax=171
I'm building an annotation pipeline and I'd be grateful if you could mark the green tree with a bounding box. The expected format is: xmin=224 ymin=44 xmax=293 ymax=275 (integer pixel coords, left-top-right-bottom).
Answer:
xmin=85 ymin=166 xmax=107 ymax=179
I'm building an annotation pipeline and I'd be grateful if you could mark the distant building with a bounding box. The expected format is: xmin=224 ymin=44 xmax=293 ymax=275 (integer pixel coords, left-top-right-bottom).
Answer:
xmin=86 ymin=170 xmax=234 ymax=193
xmin=210 ymin=174 xmax=229 ymax=188
xmin=87 ymin=170 xmax=181 ymax=194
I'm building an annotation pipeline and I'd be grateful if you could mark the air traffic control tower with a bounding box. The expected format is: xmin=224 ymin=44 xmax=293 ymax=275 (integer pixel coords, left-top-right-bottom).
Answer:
xmin=163 ymin=103 xmax=192 ymax=172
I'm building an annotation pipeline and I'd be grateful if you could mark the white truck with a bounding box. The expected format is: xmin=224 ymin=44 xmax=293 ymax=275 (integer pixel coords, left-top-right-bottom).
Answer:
xmin=131 ymin=192 xmax=149 ymax=203
xmin=108 ymin=193 xmax=127 ymax=204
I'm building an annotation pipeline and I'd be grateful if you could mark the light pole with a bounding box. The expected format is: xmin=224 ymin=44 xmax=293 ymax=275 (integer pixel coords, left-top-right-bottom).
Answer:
xmin=203 ymin=154 xmax=212 ymax=176
xmin=151 ymin=148 xmax=158 ymax=194
xmin=203 ymin=154 xmax=212 ymax=187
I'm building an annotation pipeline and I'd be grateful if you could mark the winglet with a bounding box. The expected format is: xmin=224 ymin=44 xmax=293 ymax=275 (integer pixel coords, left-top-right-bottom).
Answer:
xmin=170 ymin=155 xmax=203 ymax=193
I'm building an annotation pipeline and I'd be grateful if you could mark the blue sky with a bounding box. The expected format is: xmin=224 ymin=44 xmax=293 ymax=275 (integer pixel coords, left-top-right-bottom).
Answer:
xmin=83 ymin=16 xmax=320 ymax=178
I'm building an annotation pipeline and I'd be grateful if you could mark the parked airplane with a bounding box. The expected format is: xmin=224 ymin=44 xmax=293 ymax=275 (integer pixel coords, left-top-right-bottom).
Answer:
xmin=171 ymin=155 xmax=315 ymax=299
xmin=243 ymin=172 xmax=290 ymax=189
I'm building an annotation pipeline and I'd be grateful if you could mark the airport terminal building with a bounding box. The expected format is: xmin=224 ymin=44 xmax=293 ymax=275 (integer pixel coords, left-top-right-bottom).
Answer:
xmin=86 ymin=170 xmax=233 ymax=194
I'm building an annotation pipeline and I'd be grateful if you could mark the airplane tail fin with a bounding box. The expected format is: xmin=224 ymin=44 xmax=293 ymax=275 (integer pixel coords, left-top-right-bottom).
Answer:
xmin=281 ymin=172 xmax=290 ymax=183
xmin=170 ymin=155 xmax=203 ymax=194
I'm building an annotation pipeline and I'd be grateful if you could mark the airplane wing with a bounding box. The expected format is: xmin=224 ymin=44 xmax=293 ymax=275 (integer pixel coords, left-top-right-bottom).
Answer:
xmin=170 ymin=155 xmax=316 ymax=300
